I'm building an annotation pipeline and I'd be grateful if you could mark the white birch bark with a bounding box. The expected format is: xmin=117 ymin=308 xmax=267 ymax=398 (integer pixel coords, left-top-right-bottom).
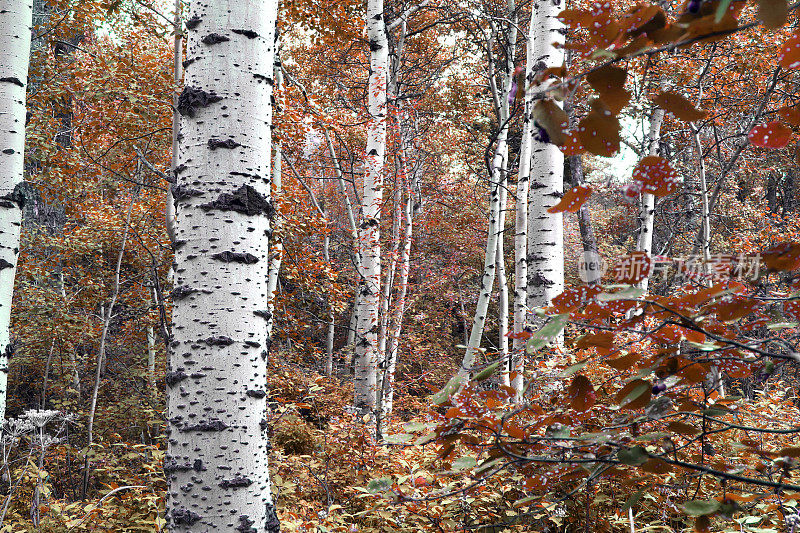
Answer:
xmin=497 ymin=151 xmax=510 ymax=386
xmin=354 ymin=0 xmax=388 ymax=413
xmin=166 ymin=1 xmax=279 ymax=530
xmin=511 ymin=7 xmax=538 ymax=399
xmin=526 ymin=0 xmax=565 ymax=336
xmin=635 ymin=106 xmax=665 ymax=293
xmin=265 ymin=54 xmax=283 ymax=344
xmin=0 ymin=0 xmax=33 ymax=421
xmin=166 ymin=0 xmax=182 ymax=244
xmin=459 ymin=15 xmax=516 ymax=377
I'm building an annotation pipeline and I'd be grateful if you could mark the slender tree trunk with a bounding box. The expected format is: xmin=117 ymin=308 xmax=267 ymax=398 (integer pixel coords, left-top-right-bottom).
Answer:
xmin=323 ymin=211 xmax=335 ymax=376
xmin=571 ymin=156 xmax=600 ymax=284
xmin=166 ymin=0 xmax=182 ymax=244
xmin=40 ymin=336 xmax=56 ymax=408
xmin=459 ymin=13 xmax=516 ymax=378
xmin=497 ymin=156 xmax=510 ymax=386
xmin=0 ymin=0 xmax=33 ymax=420
xmin=511 ymin=8 xmax=538 ymax=400
xmin=324 ymin=128 xmax=360 ymax=374
xmin=526 ymin=0 xmax=565 ymax=341
xmin=84 ymin=189 xmax=136 ymax=497
xmin=165 ymin=2 xmax=279 ymax=530
xmin=354 ymin=0 xmax=388 ymax=414
xmin=265 ymin=57 xmax=283 ymax=348
xmin=636 ymin=106 xmax=665 ymax=293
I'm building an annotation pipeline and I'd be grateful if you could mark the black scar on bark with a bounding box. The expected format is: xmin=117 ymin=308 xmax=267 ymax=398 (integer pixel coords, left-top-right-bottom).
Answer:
xmin=2 ymin=149 xmax=14 ymax=154
xmin=202 ymin=33 xmax=230 ymax=45
xmin=1 ymin=182 xmax=27 ymax=209
xmin=220 ymin=476 xmax=253 ymax=489
xmin=4 ymin=343 xmax=14 ymax=361
xmin=0 ymin=259 xmax=13 ymax=271
xmin=174 ymin=164 xmax=187 ymax=176
xmin=185 ymin=14 xmax=202 ymax=29
xmin=182 ymin=58 xmax=195 ymax=69
xmin=205 ymin=335 xmax=235 ymax=346
xmin=265 ymin=503 xmax=281 ymax=533
xmin=171 ymin=285 xmax=198 ymax=300
xmin=235 ymin=515 xmax=257 ymax=533
xmin=164 ymin=457 xmax=205 ymax=473
xmin=246 ymin=389 xmax=266 ymax=399
xmin=172 ymin=240 xmax=187 ymax=251
xmin=260 ymin=418 xmax=268 ymax=431
xmin=172 ymin=184 xmax=204 ymax=201
xmin=0 ymin=77 xmax=23 ymax=87
xmin=211 ymin=251 xmax=259 ymax=264
xmin=170 ymin=508 xmax=201 ymax=525
xmin=177 ymin=87 xmax=223 ymax=118
xmin=165 ymin=370 xmax=188 ymax=387
xmin=208 ymin=138 xmax=241 ymax=150
xmin=253 ymin=73 xmax=272 ymax=84
xmin=201 ymin=184 xmax=274 ymax=217
xmin=254 ymin=309 xmax=272 ymax=320
xmin=181 ymin=419 xmax=228 ymax=432
xmin=369 ymin=40 xmax=382 ymax=52
xmin=232 ymin=29 xmax=259 ymax=39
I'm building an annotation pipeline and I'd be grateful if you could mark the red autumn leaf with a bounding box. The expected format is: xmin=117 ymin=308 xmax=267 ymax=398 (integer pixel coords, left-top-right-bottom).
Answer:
xmin=784 ymin=299 xmax=800 ymax=321
xmin=568 ymin=374 xmax=596 ymax=411
xmin=632 ymin=156 xmax=681 ymax=196
xmin=779 ymin=33 xmax=800 ymax=69
xmin=762 ymin=241 xmax=800 ymax=270
xmin=577 ymin=107 xmax=621 ymax=157
xmin=575 ymin=331 xmax=614 ymax=354
xmin=586 ymin=65 xmax=630 ymax=115
xmin=560 ymin=130 xmax=585 ymax=155
xmin=532 ymin=99 xmax=568 ymax=146
xmin=548 ymin=185 xmax=592 ymax=213
xmin=615 ymin=379 xmax=652 ymax=410
xmin=778 ymin=106 xmax=800 ymax=125
xmin=611 ymin=252 xmax=652 ymax=284
xmin=653 ymin=92 xmax=708 ymax=122
xmin=748 ymin=122 xmax=792 ymax=148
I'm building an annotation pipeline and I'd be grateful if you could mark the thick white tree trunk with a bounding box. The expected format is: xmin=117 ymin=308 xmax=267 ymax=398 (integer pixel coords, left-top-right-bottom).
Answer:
xmin=166 ymin=1 xmax=279 ymax=530
xmin=526 ymin=0 xmax=565 ymax=337
xmin=0 ymin=0 xmax=33 ymax=420
xmin=636 ymin=106 xmax=665 ymax=293
xmin=354 ymin=0 xmax=388 ymax=413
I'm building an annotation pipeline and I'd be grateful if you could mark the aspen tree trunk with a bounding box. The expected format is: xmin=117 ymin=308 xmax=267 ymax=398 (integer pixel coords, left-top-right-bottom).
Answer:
xmin=497 ymin=153 xmax=510 ymax=386
xmin=166 ymin=0 xmax=182 ymax=244
xmin=165 ymin=1 xmax=279 ymax=530
xmin=354 ymin=0 xmax=388 ymax=413
xmin=0 ymin=0 xmax=32 ymax=421
xmin=511 ymin=7 xmax=538 ymax=399
xmin=266 ymin=53 xmax=283 ymax=345
xmin=381 ymin=169 xmax=413 ymax=418
xmin=459 ymin=15 xmax=515 ymax=377
xmin=636 ymin=106 xmax=665 ymax=293
xmin=571 ymin=156 xmax=600 ymax=284
xmin=526 ymin=0 xmax=565 ymax=337
xmin=324 ymin=128 xmax=360 ymax=373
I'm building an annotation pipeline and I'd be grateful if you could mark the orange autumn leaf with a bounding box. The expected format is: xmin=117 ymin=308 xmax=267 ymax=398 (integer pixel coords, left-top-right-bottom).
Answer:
xmin=652 ymin=91 xmax=708 ymax=122
xmin=748 ymin=121 xmax=792 ymax=148
xmin=548 ymin=185 xmax=592 ymax=213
